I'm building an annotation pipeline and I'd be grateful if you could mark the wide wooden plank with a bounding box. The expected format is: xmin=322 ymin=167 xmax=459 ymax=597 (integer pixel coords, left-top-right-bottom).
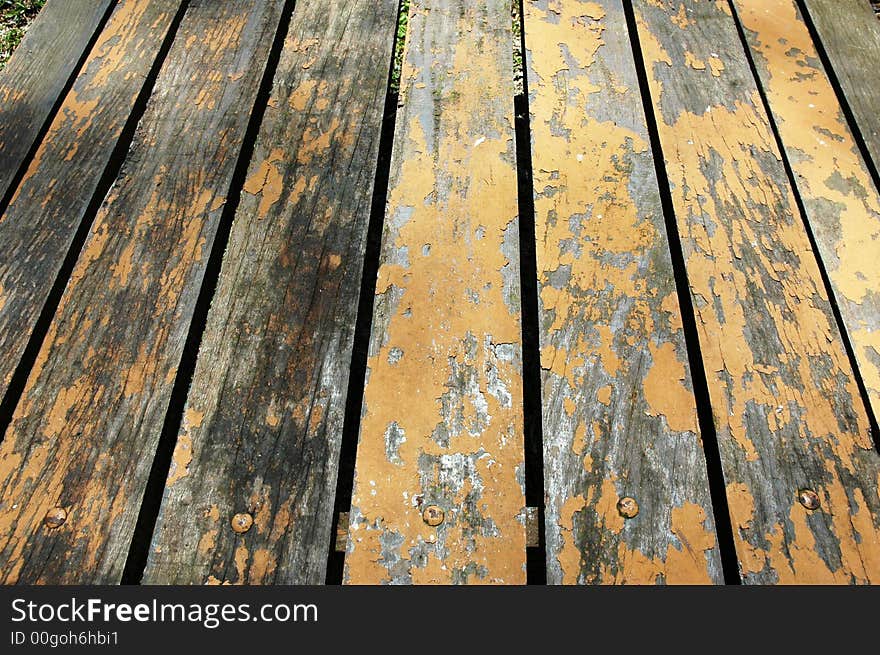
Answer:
xmin=142 ymin=0 xmax=399 ymax=585
xmin=734 ymin=0 xmax=880 ymax=443
xmin=633 ymin=0 xmax=880 ymax=583
xmin=801 ymin=0 xmax=880 ymax=174
xmin=344 ymin=0 xmax=526 ymax=584
xmin=0 ymin=0 xmax=114 ymax=204
xmin=0 ymin=0 xmax=184 ymax=400
xmin=0 ymin=0 xmax=286 ymax=584
xmin=525 ymin=0 xmax=722 ymax=585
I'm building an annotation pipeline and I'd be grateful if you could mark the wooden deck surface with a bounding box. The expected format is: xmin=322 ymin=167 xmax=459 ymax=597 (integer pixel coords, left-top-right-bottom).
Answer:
xmin=1 ymin=0 xmax=879 ymax=585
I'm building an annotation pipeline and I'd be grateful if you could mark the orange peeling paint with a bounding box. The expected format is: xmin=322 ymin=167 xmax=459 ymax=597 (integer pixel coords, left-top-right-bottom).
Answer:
xmin=345 ymin=0 xmax=525 ymax=585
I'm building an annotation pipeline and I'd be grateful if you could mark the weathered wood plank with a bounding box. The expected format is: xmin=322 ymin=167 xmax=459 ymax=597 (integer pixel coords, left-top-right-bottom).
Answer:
xmin=0 ymin=0 xmax=286 ymax=584
xmin=0 ymin=0 xmax=114 ymax=205
xmin=525 ymin=0 xmax=722 ymax=585
xmin=734 ymin=0 xmax=880 ymax=447
xmin=801 ymin=0 xmax=880 ymax=174
xmin=633 ymin=0 xmax=880 ymax=583
xmin=142 ymin=0 xmax=399 ymax=585
xmin=344 ymin=0 xmax=526 ymax=584
xmin=0 ymin=0 xmax=184 ymax=400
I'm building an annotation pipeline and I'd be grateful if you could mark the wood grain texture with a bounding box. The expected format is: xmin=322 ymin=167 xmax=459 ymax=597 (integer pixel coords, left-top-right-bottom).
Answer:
xmin=344 ymin=0 xmax=526 ymax=584
xmin=142 ymin=0 xmax=399 ymax=586
xmin=525 ymin=0 xmax=722 ymax=585
xmin=0 ymin=0 xmax=184 ymax=400
xmin=801 ymin=0 xmax=880 ymax=174
xmin=734 ymin=0 xmax=880 ymax=439
xmin=633 ymin=0 xmax=880 ymax=583
xmin=0 ymin=0 xmax=286 ymax=584
xmin=0 ymin=0 xmax=114 ymax=204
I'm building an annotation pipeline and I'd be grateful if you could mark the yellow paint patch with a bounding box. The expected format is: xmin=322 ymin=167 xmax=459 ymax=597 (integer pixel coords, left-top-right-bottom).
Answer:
xmin=643 ymin=341 xmax=697 ymax=433
xmin=242 ymin=148 xmax=285 ymax=218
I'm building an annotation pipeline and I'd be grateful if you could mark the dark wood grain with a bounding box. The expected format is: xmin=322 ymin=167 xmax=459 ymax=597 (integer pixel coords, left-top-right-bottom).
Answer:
xmin=734 ymin=0 xmax=880 ymax=443
xmin=525 ymin=0 xmax=722 ymax=585
xmin=142 ymin=0 xmax=399 ymax=586
xmin=0 ymin=0 xmax=286 ymax=584
xmin=802 ymin=0 xmax=880 ymax=174
xmin=0 ymin=0 xmax=114 ymax=205
xmin=344 ymin=0 xmax=526 ymax=585
xmin=634 ymin=0 xmax=880 ymax=583
xmin=0 ymin=0 xmax=184 ymax=400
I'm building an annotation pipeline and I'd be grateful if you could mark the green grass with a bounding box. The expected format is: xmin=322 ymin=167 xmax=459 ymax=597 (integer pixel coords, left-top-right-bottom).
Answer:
xmin=0 ymin=0 xmax=46 ymax=71
xmin=389 ymin=0 xmax=411 ymax=95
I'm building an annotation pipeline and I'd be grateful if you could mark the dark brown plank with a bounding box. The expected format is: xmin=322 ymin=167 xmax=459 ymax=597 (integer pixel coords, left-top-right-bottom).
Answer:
xmin=802 ymin=0 xmax=880 ymax=174
xmin=344 ymin=0 xmax=526 ymax=585
xmin=0 ymin=0 xmax=286 ymax=584
xmin=525 ymin=0 xmax=722 ymax=585
xmin=633 ymin=0 xmax=880 ymax=583
xmin=0 ymin=0 xmax=114 ymax=204
xmin=143 ymin=0 xmax=399 ymax=585
xmin=734 ymin=0 xmax=880 ymax=451
xmin=0 ymin=0 xmax=185 ymax=400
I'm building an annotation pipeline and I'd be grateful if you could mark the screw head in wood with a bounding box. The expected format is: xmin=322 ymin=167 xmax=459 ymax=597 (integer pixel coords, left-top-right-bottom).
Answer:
xmin=617 ymin=497 xmax=639 ymax=519
xmin=422 ymin=505 xmax=445 ymax=527
xmin=43 ymin=507 xmax=67 ymax=529
xmin=231 ymin=513 xmax=254 ymax=533
xmin=798 ymin=489 xmax=820 ymax=511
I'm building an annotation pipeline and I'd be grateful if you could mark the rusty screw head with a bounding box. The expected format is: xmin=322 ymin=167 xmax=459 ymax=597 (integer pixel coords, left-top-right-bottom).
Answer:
xmin=422 ymin=505 xmax=445 ymax=527
xmin=231 ymin=513 xmax=254 ymax=534
xmin=617 ymin=497 xmax=639 ymax=519
xmin=798 ymin=489 xmax=820 ymax=511
xmin=43 ymin=507 xmax=67 ymax=529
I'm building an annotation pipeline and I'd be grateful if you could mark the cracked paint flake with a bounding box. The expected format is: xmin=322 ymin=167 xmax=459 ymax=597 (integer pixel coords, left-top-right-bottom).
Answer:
xmin=734 ymin=0 xmax=880 ymax=435
xmin=344 ymin=0 xmax=525 ymax=585
xmin=526 ymin=0 xmax=721 ymax=584
xmin=634 ymin=0 xmax=880 ymax=584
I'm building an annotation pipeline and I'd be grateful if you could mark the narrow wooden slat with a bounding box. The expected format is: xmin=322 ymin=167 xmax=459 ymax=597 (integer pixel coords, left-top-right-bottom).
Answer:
xmin=0 ymin=0 xmax=114 ymax=204
xmin=525 ymin=0 xmax=722 ymax=585
xmin=0 ymin=0 xmax=286 ymax=584
xmin=344 ymin=0 xmax=526 ymax=584
xmin=633 ymin=0 xmax=880 ymax=583
xmin=801 ymin=0 xmax=880 ymax=173
xmin=142 ymin=0 xmax=399 ymax=585
xmin=734 ymin=0 xmax=880 ymax=447
xmin=0 ymin=0 xmax=184 ymax=399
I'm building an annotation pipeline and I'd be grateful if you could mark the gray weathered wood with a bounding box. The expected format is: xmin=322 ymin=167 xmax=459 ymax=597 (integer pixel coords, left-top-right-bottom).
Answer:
xmin=0 ymin=0 xmax=286 ymax=584
xmin=526 ymin=0 xmax=722 ymax=585
xmin=633 ymin=0 xmax=880 ymax=583
xmin=344 ymin=0 xmax=527 ymax=584
xmin=0 ymin=0 xmax=185 ymax=400
xmin=802 ymin=0 xmax=880 ymax=175
xmin=0 ymin=0 xmax=114 ymax=205
xmin=143 ymin=0 xmax=399 ymax=585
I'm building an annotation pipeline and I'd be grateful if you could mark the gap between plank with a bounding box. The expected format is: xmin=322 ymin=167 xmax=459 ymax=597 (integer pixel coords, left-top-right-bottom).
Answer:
xmin=514 ymin=0 xmax=548 ymax=586
xmin=729 ymin=0 xmax=880 ymax=452
xmin=323 ymin=0 xmax=410 ymax=586
xmin=120 ymin=0 xmax=299 ymax=584
xmin=0 ymin=0 xmax=120 ymax=220
xmin=622 ymin=0 xmax=742 ymax=585
xmin=0 ymin=0 xmax=191 ymax=446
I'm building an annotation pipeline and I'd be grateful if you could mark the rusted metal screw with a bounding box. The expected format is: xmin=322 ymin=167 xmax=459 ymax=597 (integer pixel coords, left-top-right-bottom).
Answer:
xmin=617 ymin=497 xmax=639 ymax=519
xmin=422 ymin=505 xmax=445 ymax=527
xmin=798 ymin=489 xmax=820 ymax=511
xmin=43 ymin=507 xmax=67 ymax=529
xmin=231 ymin=513 xmax=254 ymax=534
